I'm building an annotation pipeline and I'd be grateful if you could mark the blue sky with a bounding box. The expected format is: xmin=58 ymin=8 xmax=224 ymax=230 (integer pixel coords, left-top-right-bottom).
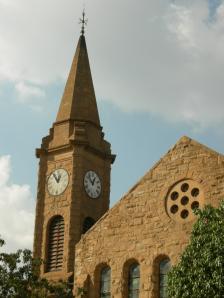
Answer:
xmin=0 ymin=0 xmax=224 ymax=251
xmin=208 ymin=0 xmax=222 ymax=19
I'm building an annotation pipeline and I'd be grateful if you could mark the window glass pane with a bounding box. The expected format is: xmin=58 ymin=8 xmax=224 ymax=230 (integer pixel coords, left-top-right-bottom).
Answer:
xmin=102 ymin=295 xmax=110 ymax=298
xmin=159 ymin=259 xmax=171 ymax=298
xmin=128 ymin=263 xmax=140 ymax=298
xmin=100 ymin=267 xmax=111 ymax=298
xmin=101 ymin=281 xmax=110 ymax=292
xmin=129 ymin=292 xmax=139 ymax=298
xmin=131 ymin=265 xmax=140 ymax=277
xmin=160 ymin=259 xmax=171 ymax=274
xmin=129 ymin=277 xmax=140 ymax=290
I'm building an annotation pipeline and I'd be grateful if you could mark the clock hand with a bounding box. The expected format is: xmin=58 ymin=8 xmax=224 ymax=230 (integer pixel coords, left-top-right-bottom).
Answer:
xmin=53 ymin=173 xmax=59 ymax=183
xmin=58 ymin=173 xmax=61 ymax=182
xmin=89 ymin=177 xmax=95 ymax=186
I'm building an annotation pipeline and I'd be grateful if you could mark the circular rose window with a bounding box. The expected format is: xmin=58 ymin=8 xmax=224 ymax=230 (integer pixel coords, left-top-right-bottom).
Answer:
xmin=166 ymin=180 xmax=204 ymax=222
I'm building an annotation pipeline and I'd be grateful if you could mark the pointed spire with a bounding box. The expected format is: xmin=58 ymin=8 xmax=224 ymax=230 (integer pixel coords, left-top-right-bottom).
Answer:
xmin=56 ymin=33 xmax=100 ymax=127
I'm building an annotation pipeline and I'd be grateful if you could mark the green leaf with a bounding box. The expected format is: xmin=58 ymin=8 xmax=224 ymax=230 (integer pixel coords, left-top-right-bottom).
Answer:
xmin=167 ymin=201 xmax=224 ymax=298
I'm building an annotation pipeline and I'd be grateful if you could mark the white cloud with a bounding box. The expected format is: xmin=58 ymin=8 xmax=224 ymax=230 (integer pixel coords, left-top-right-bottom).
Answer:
xmin=0 ymin=0 xmax=15 ymax=8
xmin=0 ymin=0 xmax=224 ymax=129
xmin=15 ymin=81 xmax=45 ymax=103
xmin=0 ymin=156 xmax=34 ymax=252
xmin=167 ymin=4 xmax=198 ymax=50
xmin=92 ymin=0 xmax=224 ymax=129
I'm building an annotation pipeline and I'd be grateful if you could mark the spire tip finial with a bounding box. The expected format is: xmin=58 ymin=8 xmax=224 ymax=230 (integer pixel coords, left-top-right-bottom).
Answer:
xmin=79 ymin=10 xmax=88 ymax=36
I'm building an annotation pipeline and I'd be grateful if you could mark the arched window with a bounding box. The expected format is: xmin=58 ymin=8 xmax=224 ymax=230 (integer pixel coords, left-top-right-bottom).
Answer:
xmin=82 ymin=217 xmax=95 ymax=234
xmin=159 ymin=259 xmax=171 ymax=298
xmin=47 ymin=215 xmax=64 ymax=272
xmin=100 ymin=267 xmax=111 ymax=298
xmin=128 ymin=263 xmax=140 ymax=298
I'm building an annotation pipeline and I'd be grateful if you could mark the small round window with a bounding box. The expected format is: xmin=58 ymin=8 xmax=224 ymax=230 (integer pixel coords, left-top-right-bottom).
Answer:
xmin=166 ymin=180 xmax=204 ymax=222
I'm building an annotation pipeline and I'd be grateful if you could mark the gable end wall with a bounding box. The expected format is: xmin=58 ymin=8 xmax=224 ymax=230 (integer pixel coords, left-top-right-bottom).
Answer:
xmin=74 ymin=137 xmax=224 ymax=297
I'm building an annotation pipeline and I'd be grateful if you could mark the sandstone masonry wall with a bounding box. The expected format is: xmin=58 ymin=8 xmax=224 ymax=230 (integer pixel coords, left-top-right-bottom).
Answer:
xmin=74 ymin=136 xmax=224 ymax=298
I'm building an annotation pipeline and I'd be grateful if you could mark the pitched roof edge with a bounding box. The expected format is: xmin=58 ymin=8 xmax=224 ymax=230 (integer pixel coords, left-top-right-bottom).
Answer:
xmin=79 ymin=135 xmax=224 ymax=239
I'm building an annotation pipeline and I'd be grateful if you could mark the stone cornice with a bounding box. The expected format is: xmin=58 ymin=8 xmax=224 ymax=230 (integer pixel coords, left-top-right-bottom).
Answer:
xmin=36 ymin=140 xmax=116 ymax=163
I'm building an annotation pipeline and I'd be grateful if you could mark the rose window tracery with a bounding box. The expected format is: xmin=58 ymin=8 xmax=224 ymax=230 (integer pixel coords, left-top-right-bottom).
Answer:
xmin=166 ymin=180 xmax=204 ymax=222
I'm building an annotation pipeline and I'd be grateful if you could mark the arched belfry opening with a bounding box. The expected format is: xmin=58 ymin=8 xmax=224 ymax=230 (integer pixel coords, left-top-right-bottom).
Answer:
xmin=46 ymin=215 xmax=65 ymax=272
xmin=83 ymin=217 xmax=95 ymax=234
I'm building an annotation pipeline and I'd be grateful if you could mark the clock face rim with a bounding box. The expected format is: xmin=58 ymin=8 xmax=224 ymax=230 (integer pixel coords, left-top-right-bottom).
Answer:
xmin=84 ymin=170 xmax=102 ymax=199
xmin=47 ymin=168 xmax=69 ymax=196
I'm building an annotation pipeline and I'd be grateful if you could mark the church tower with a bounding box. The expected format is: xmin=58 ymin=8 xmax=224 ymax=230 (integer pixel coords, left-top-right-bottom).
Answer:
xmin=33 ymin=18 xmax=115 ymax=281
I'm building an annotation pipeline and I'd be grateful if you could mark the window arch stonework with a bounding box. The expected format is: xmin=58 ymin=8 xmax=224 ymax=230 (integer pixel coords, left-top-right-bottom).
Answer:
xmin=46 ymin=215 xmax=65 ymax=272
xmin=159 ymin=259 xmax=171 ymax=298
xmin=100 ymin=266 xmax=111 ymax=298
xmin=122 ymin=259 xmax=140 ymax=298
xmin=152 ymin=255 xmax=171 ymax=298
xmin=128 ymin=263 xmax=140 ymax=298
xmin=94 ymin=263 xmax=111 ymax=298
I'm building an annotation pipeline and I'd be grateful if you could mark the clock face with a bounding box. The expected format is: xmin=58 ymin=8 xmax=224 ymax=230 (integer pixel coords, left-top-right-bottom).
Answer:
xmin=47 ymin=168 xmax=69 ymax=196
xmin=84 ymin=171 xmax=101 ymax=199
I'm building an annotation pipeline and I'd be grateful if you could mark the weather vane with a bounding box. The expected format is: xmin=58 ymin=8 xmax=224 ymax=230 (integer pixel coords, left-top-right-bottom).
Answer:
xmin=79 ymin=10 xmax=88 ymax=35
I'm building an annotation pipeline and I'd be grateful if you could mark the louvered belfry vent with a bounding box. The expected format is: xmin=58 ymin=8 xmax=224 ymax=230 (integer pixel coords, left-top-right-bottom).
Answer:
xmin=47 ymin=216 xmax=64 ymax=272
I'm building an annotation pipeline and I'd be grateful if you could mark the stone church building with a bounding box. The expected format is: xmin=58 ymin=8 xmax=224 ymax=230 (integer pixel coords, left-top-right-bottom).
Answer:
xmin=33 ymin=26 xmax=224 ymax=297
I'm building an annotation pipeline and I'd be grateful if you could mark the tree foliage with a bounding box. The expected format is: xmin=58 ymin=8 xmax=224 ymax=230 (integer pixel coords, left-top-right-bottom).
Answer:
xmin=167 ymin=202 xmax=224 ymax=298
xmin=0 ymin=238 xmax=74 ymax=298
